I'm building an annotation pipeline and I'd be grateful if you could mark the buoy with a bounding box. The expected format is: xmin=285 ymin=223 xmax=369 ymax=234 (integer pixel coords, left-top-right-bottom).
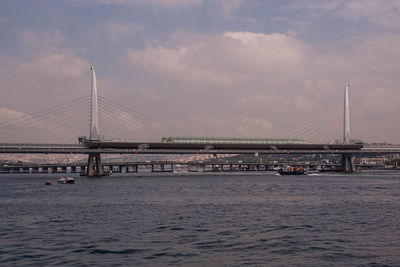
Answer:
xmin=45 ymin=181 xmax=51 ymax=185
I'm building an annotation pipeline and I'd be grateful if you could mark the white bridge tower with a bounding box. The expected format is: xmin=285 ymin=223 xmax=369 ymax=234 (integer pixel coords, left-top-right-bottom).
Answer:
xmin=342 ymin=83 xmax=355 ymax=172
xmin=87 ymin=65 xmax=103 ymax=176
xmin=343 ymin=83 xmax=351 ymax=143
xmin=90 ymin=65 xmax=100 ymax=140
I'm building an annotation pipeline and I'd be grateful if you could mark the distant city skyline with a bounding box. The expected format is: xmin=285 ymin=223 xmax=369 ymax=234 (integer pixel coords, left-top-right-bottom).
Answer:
xmin=1 ymin=0 xmax=400 ymax=143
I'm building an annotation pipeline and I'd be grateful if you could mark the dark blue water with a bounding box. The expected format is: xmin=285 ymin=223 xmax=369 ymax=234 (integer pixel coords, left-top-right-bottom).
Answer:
xmin=1 ymin=172 xmax=399 ymax=266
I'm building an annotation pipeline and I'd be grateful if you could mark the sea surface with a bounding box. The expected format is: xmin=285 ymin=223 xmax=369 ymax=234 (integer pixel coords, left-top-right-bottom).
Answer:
xmin=0 ymin=171 xmax=399 ymax=266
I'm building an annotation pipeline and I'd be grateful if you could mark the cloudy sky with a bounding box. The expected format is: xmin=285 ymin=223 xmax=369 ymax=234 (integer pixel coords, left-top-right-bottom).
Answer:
xmin=1 ymin=0 xmax=400 ymax=143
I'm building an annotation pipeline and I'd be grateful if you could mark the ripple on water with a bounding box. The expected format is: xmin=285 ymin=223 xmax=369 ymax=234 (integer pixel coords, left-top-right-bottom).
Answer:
xmin=90 ymin=248 xmax=145 ymax=255
xmin=0 ymin=174 xmax=399 ymax=266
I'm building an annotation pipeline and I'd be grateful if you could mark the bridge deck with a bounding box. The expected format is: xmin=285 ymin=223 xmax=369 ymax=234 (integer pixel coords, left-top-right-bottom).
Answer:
xmin=86 ymin=141 xmax=363 ymax=150
xmin=0 ymin=142 xmax=367 ymax=154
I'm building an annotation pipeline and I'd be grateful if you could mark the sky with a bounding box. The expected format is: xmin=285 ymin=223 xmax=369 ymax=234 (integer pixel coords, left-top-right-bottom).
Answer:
xmin=1 ymin=0 xmax=400 ymax=143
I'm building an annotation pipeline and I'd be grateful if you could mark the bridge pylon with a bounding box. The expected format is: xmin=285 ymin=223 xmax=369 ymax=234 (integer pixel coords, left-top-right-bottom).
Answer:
xmin=89 ymin=65 xmax=100 ymax=140
xmin=341 ymin=83 xmax=355 ymax=172
xmin=343 ymin=83 xmax=351 ymax=143
xmin=86 ymin=65 xmax=103 ymax=176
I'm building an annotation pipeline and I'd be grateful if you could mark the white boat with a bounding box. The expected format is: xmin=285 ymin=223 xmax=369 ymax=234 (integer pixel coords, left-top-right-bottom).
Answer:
xmin=58 ymin=177 xmax=75 ymax=184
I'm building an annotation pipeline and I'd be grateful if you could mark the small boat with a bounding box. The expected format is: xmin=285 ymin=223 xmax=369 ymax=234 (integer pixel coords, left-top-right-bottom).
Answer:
xmin=58 ymin=177 xmax=75 ymax=184
xmin=278 ymin=166 xmax=307 ymax=175
xmin=45 ymin=181 xmax=52 ymax=185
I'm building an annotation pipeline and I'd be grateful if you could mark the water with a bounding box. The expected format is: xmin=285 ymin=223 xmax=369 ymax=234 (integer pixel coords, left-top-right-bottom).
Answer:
xmin=1 ymin=172 xmax=399 ymax=266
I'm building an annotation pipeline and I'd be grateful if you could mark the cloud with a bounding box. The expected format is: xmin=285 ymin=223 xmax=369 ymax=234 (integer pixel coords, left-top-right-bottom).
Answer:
xmin=0 ymin=107 xmax=80 ymax=143
xmin=217 ymin=0 xmax=244 ymax=16
xmin=125 ymin=32 xmax=309 ymax=87
xmin=104 ymin=21 xmax=144 ymax=43
xmin=18 ymin=30 xmax=67 ymax=58
xmin=15 ymin=30 xmax=88 ymax=82
xmin=0 ymin=107 xmax=27 ymax=123
xmin=72 ymin=0 xmax=202 ymax=8
xmin=122 ymin=31 xmax=400 ymax=142
xmin=71 ymin=0 xmax=244 ymax=15
xmin=123 ymin=31 xmax=325 ymax=138
xmin=286 ymin=0 xmax=400 ymax=30
xmin=234 ymin=116 xmax=273 ymax=137
xmin=222 ymin=32 xmax=307 ymax=70
xmin=285 ymin=0 xmax=345 ymax=13
xmin=17 ymin=52 xmax=88 ymax=81
xmin=339 ymin=0 xmax=400 ymax=29
xmin=125 ymin=45 xmax=232 ymax=86
xmin=11 ymin=30 xmax=89 ymax=91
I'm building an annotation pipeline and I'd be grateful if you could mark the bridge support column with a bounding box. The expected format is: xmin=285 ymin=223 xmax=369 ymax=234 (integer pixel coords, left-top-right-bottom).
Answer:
xmin=164 ymin=164 xmax=173 ymax=172
xmin=341 ymin=153 xmax=355 ymax=172
xmin=111 ymin=166 xmax=119 ymax=173
xmin=87 ymin=153 xmax=103 ymax=176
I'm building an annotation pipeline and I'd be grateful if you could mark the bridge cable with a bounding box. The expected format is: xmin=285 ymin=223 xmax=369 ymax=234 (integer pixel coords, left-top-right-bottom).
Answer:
xmin=277 ymin=109 xmax=342 ymax=142
xmin=0 ymin=96 xmax=90 ymax=143
xmin=0 ymin=95 xmax=90 ymax=128
xmin=97 ymin=105 xmax=163 ymax=141
xmin=98 ymin=96 xmax=187 ymax=136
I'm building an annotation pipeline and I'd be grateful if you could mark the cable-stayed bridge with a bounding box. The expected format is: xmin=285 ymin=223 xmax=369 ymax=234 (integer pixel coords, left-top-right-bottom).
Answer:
xmin=1 ymin=66 xmax=400 ymax=175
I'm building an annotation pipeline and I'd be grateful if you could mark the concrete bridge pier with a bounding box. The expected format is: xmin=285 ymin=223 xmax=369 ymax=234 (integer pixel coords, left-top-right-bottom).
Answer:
xmin=239 ymin=164 xmax=249 ymax=171
xmin=123 ymin=165 xmax=137 ymax=173
xmin=163 ymin=164 xmax=173 ymax=172
xmin=126 ymin=165 xmax=136 ymax=173
xmin=87 ymin=153 xmax=103 ymax=176
xmin=212 ymin=164 xmax=221 ymax=171
xmin=341 ymin=153 xmax=355 ymax=172
xmin=151 ymin=164 xmax=165 ymax=172
xmin=112 ymin=166 xmax=120 ymax=173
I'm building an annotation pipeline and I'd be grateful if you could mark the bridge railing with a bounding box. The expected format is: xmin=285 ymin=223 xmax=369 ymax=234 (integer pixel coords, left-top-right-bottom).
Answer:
xmin=0 ymin=143 xmax=84 ymax=151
